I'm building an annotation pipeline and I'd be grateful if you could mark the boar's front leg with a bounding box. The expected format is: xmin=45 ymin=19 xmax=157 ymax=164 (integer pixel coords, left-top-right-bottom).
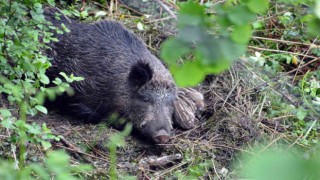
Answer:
xmin=67 ymin=102 xmax=105 ymax=123
xmin=173 ymin=88 xmax=204 ymax=130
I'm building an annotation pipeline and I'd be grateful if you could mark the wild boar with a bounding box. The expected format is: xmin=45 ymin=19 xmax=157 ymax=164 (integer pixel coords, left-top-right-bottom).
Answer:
xmin=45 ymin=8 xmax=176 ymax=144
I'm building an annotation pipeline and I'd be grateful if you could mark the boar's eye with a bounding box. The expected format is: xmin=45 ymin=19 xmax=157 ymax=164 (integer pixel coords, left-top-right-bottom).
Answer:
xmin=140 ymin=121 xmax=147 ymax=129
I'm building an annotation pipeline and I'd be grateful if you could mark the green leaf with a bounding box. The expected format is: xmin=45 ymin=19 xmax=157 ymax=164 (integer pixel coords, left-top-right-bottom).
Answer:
xmin=160 ymin=38 xmax=190 ymax=65
xmin=296 ymin=108 xmax=307 ymax=120
xmin=27 ymin=164 xmax=50 ymax=180
xmin=227 ymin=5 xmax=256 ymax=25
xmin=231 ymin=25 xmax=252 ymax=44
xmin=35 ymin=105 xmax=48 ymax=114
xmin=252 ymin=21 xmax=264 ymax=29
xmin=41 ymin=141 xmax=52 ymax=150
xmin=59 ymin=72 xmax=71 ymax=82
xmin=61 ymin=23 xmax=70 ymax=33
xmin=308 ymin=17 xmax=320 ymax=36
xmin=46 ymin=151 xmax=70 ymax=174
xmin=53 ymin=77 xmax=62 ymax=85
xmin=178 ymin=26 xmax=205 ymax=43
xmin=0 ymin=109 xmax=12 ymax=117
xmin=71 ymin=76 xmax=84 ymax=81
xmin=1 ymin=118 xmax=14 ymax=129
xmin=170 ymin=62 xmax=205 ymax=87
xmin=80 ymin=11 xmax=89 ymax=19
xmin=241 ymin=149 xmax=309 ymax=180
xmin=178 ymin=1 xmax=205 ymax=27
xmin=196 ymin=37 xmax=246 ymax=72
xmin=246 ymin=0 xmax=269 ymax=14
xmin=39 ymin=73 xmax=50 ymax=84
xmin=315 ymin=0 xmax=320 ymax=19
xmin=46 ymin=0 xmax=56 ymax=6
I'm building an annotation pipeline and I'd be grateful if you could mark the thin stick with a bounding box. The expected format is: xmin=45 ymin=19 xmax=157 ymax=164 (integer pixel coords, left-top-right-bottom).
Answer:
xmin=117 ymin=0 xmax=145 ymax=16
xmin=221 ymin=80 xmax=240 ymax=108
xmin=155 ymin=0 xmax=177 ymax=20
xmin=248 ymin=46 xmax=317 ymax=59
xmin=252 ymin=36 xmax=320 ymax=47
xmin=292 ymin=36 xmax=319 ymax=83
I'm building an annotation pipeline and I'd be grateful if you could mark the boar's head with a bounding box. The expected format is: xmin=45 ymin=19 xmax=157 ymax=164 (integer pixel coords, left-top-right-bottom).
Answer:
xmin=126 ymin=61 xmax=177 ymax=144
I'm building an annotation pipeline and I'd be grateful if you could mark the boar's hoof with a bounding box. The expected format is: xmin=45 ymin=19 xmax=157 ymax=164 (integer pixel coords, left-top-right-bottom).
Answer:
xmin=153 ymin=129 xmax=171 ymax=144
xmin=173 ymin=88 xmax=204 ymax=130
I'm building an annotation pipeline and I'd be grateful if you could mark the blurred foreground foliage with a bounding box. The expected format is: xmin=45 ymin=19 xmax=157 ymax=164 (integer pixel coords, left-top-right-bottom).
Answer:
xmin=239 ymin=146 xmax=320 ymax=180
xmin=161 ymin=0 xmax=269 ymax=86
xmin=161 ymin=0 xmax=320 ymax=87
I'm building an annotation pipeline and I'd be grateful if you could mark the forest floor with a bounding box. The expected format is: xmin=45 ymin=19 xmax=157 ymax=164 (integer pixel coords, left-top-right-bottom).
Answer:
xmin=29 ymin=60 xmax=269 ymax=179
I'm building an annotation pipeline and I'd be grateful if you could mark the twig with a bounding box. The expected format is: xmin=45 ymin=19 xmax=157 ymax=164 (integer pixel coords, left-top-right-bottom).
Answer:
xmin=80 ymin=0 xmax=86 ymax=11
xmin=221 ymin=80 xmax=240 ymax=108
xmin=117 ymin=0 xmax=145 ymax=16
xmin=67 ymin=122 xmax=109 ymax=159
xmin=155 ymin=161 xmax=188 ymax=177
xmin=270 ymin=115 xmax=296 ymax=121
xmin=109 ymin=0 xmax=114 ymax=17
xmin=139 ymin=154 xmax=182 ymax=168
xmin=292 ymin=36 xmax=319 ymax=83
xmin=145 ymin=16 xmax=175 ymax=23
xmin=54 ymin=143 xmax=108 ymax=162
xmin=91 ymin=1 xmax=109 ymax=10
xmin=58 ymin=137 xmax=94 ymax=163
xmin=212 ymin=91 xmax=247 ymax=116
xmin=155 ymin=0 xmax=177 ymax=20
xmin=211 ymin=159 xmax=221 ymax=180
xmin=212 ymin=144 xmax=256 ymax=155
xmin=172 ymin=124 xmax=201 ymax=138
xmin=303 ymin=120 xmax=317 ymax=140
xmin=286 ymin=133 xmax=304 ymax=150
xmin=248 ymin=46 xmax=317 ymax=59
xmin=252 ymin=36 xmax=320 ymax=47
xmin=258 ymin=136 xmax=282 ymax=154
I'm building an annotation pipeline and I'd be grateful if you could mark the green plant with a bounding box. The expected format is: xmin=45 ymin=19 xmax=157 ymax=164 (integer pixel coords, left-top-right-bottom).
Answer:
xmin=174 ymin=160 xmax=213 ymax=179
xmin=239 ymin=146 xmax=320 ymax=180
xmin=161 ymin=0 xmax=269 ymax=86
xmin=0 ymin=0 xmax=86 ymax=176
xmin=0 ymin=150 xmax=91 ymax=180
xmin=106 ymin=123 xmax=133 ymax=180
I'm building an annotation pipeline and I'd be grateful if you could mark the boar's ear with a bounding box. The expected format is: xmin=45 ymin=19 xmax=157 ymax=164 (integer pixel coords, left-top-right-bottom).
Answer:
xmin=128 ymin=62 xmax=153 ymax=87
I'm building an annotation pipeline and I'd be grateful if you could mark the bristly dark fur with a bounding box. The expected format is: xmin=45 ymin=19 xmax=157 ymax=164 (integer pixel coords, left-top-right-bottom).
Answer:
xmin=44 ymin=7 xmax=177 ymax=143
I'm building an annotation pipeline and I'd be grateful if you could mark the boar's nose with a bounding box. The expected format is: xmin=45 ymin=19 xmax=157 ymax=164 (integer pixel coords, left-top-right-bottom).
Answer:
xmin=153 ymin=129 xmax=170 ymax=144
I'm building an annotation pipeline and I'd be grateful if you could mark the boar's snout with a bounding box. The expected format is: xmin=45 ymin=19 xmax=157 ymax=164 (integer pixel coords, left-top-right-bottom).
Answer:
xmin=153 ymin=129 xmax=171 ymax=144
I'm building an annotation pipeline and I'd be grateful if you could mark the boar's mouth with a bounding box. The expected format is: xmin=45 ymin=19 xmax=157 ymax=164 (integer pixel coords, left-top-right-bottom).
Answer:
xmin=153 ymin=129 xmax=171 ymax=144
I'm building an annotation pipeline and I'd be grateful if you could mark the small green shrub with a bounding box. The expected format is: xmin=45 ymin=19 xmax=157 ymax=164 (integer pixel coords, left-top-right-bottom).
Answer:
xmin=0 ymin=150 xmax=91 ymax=180
xmin=0 ymin=0 xmax=88 ymax=177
